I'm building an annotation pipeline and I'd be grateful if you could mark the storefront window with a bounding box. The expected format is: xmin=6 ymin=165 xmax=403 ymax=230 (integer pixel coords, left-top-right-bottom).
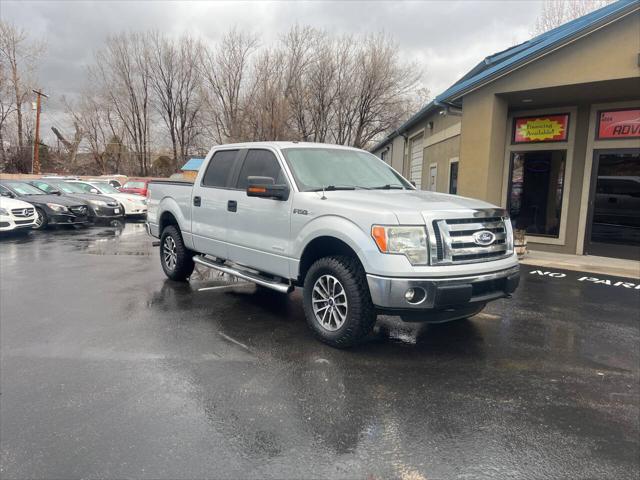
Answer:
xmin=508 ymin=150 xmax=566 ymax=237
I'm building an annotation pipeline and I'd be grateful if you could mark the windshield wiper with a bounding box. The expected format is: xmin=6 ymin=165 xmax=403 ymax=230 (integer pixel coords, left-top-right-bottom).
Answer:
xmin=371 ymin=184 xmax=404 ymax=190
xmin=307 ymin=185 xmax=370 ymax=192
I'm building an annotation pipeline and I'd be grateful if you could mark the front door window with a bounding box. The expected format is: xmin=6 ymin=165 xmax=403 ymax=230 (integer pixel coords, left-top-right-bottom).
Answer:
xmin=508 ymin=150 xmax=566 ymax=237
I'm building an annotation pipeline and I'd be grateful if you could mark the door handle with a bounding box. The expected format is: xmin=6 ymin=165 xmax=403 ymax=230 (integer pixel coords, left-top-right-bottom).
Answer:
xmin=193 ymin=196 xmax=201 ymax=207
xmin=227 ymin=200 xmax=237 ymax=212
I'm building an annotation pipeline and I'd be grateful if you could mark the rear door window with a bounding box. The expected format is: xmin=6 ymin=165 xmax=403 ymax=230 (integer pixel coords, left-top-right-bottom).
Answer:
xmin=235 ymin=149 xmax=286 ymax=189
xmin=201 ymin=150 xmax=239 ymax=188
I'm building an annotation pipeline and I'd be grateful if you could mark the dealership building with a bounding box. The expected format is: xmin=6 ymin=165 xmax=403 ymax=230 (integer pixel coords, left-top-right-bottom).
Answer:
xmin=372 ymin=0 xmax=639 ymax=260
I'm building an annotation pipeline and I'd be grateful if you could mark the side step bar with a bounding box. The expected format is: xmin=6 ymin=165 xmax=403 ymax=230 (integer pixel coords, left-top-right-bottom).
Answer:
xmin=193 ymin=255 xmax=294 ymax=294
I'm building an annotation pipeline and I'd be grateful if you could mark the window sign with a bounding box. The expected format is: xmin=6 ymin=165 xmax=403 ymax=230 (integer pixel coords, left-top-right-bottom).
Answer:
xmin=513 ymin=114 xmax=569 ymax=143
xmin=597 ymin=109 xmax=640 ymax=139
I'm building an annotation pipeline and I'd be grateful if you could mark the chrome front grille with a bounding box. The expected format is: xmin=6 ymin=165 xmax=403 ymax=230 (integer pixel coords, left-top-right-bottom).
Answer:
xmin=430 ymin=215 xmax=513 ymax=265
xmin=69 ymin=205 xmax=88 ymax=216
xmin=11 ymin=208 xmax=35 ymax=218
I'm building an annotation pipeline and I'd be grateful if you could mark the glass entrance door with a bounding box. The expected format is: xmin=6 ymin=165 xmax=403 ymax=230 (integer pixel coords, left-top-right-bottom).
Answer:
xmin=586 ymin=149 xmax=640 ymax=260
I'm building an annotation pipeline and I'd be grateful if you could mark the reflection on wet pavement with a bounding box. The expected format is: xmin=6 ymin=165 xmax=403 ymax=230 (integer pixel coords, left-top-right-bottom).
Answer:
xmin=0 ymin=222 xmax=638 ymax=479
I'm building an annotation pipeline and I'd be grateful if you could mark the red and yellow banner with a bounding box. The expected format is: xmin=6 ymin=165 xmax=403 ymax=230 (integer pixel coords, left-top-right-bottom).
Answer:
xmin=598 ymin=109 xmax=640 ymax=139
xmin=513 ymin=114 xmax=569 ymax=143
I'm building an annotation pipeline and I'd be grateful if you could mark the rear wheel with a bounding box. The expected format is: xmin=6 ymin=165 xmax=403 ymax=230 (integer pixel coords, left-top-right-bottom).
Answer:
xmin=303 ymin=255 xmax=376 ymax=348
xmin=33 ymin=207 xmax=48 ymax=230
xmin=160 ymin=225 xmax=194 ymax=281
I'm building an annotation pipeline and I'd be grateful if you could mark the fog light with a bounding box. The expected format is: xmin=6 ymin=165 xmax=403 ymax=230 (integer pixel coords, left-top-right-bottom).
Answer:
xmin=404 ymin=287 xmax=426 ymax=304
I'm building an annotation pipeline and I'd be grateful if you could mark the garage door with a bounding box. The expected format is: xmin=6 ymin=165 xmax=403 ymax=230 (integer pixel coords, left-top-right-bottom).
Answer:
xmin=410 ymin=135 xmax=423 ymax=189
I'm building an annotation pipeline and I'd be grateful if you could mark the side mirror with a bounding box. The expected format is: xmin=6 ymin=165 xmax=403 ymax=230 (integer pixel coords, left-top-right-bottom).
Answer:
xmin=410 ymin=181 xmax=417 ymax=187
xmin=90 ymin=188 xmax=99 ymax=194
xmin=0 ymin=191 xmax=13 ymax=198
xmin=246 ymin=176 xmax=289 ymax=201
xmin=50 ymin=189 xmax=62 ymax=195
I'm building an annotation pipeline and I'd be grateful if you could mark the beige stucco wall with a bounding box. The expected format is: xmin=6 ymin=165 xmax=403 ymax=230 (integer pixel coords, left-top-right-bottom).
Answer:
xmin=423 ymin=135 xmax=460 ymax=192
xmin=457 ymin=11 xmax=640 ymax=254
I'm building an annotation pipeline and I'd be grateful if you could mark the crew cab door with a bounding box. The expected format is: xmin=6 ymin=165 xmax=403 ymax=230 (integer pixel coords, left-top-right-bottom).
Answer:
xmin=225 ymin=148 xmax=292 ymax=277
xmin=191 ymin=149 xmax=242 ymax=258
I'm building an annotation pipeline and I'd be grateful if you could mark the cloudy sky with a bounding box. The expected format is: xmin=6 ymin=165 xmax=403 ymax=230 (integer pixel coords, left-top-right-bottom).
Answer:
xmin=2 ymin=0 xmax=545 ymax=142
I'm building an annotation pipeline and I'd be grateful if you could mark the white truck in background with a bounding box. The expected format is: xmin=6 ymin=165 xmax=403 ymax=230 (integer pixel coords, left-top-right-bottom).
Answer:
xmin=146 ymin=142 xmax=520 ymax=348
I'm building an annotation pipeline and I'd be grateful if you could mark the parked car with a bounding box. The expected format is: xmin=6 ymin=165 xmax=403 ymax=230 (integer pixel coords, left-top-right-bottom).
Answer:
xmin=146 ymin=142 xmax=520 ymax=348
xmin=89 ymin=175 xmax=127 ymax=188
xmin=0 ymin=181 xmax=90 ymax=230
xmin=68 ymin=180 xmax=147 ymax=217
xmin=29 ymin=179 xmax=124 ymax=222
xmin=119 ymin=179 xmax=150 ymax=197
xmin=0 ymin=196 xmax=37 ymax=232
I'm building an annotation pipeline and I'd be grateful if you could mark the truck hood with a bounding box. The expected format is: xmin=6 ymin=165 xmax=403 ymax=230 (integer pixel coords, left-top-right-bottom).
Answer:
xmin=314 ymin=189 xmax=499 ymax=218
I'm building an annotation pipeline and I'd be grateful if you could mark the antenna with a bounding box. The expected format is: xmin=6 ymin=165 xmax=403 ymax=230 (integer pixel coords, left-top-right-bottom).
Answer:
xmin=321 ymin=185 xmax=326 ymax=200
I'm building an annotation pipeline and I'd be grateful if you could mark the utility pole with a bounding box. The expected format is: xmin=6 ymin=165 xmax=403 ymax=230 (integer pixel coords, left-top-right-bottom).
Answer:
xmin=32 ymin=89 xmax=48 ymax=174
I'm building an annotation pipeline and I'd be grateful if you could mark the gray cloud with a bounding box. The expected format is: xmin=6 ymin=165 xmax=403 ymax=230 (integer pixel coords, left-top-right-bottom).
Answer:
xmin=2 ymin=0 xmax=543 ymax=142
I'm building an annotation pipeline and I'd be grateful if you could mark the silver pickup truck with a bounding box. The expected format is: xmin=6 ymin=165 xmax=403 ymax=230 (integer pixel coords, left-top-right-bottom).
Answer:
xmin=147 ymin=142 xmax=519 ymax=347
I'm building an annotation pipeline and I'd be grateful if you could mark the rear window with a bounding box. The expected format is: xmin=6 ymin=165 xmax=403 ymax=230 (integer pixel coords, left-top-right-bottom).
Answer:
xmin=124 ymin=181 xmax=146 ymax=189
xmin=202 ymin=150 xmax=238 ymax=188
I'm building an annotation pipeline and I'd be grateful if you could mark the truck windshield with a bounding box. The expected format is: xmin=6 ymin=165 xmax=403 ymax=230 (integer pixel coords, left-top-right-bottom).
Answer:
xmin=282 ymin=148 xmax=411 ymax=192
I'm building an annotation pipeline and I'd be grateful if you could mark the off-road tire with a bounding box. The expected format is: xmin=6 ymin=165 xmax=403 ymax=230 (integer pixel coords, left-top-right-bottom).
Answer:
xmin=303 ymin=255 xmax=376 ymax=348
xmin=160 ymin=225 xmax=195 ymax=281
xmin=33 ymin=207 xmax=48 ymax=230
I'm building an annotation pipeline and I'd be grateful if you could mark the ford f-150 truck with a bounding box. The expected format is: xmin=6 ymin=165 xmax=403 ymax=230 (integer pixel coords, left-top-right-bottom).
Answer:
xmin=147 ymin=142 xmax=519 ymax=347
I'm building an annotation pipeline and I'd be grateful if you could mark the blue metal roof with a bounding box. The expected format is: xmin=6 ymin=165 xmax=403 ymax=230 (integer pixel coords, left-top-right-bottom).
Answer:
xmin=181 ymin=157 xmax=205 ymax=171
xmin=436 ymin=0 xmax=639 ymax=104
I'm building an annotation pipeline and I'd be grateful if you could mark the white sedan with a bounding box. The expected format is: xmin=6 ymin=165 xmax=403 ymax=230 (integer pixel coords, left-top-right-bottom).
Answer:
xmin=68 ymin=180 xmax=148 ymax=217
xmin=0 ymin=195 xmax=38 ymax=232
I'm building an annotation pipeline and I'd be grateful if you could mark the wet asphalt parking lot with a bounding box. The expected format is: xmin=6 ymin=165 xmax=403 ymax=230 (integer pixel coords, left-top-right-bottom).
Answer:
xmin=0 ymin=222 xmax=638 ymax=479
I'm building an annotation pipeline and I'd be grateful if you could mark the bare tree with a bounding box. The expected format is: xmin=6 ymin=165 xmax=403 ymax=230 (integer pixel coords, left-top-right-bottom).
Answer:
xmin=92 ymin=33 xmax=152 ymax=175
xmin=0 ymin=21 xmax=44 ymax=169
xmin=201 ymin=29 xmax=257 ymax=143
xmin=51 ymin=123 xmax=82 ymax=169
xmin=532 ymin=0 xmax=614 ymax=35
xmin=146 ymin=32 xmax=203 ymax=170
xmin=328 ymin=34 xmax=421 ymax=148
xmin=65 ymin=93 xmax=128 ymax=174
xmin=0 ymin=59 xmax=16 ymax=165
xmin=245 ymin=48 xmax=290 ymax=141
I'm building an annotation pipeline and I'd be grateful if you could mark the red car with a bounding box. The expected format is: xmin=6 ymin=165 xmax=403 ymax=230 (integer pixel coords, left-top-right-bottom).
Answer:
xmin=119 ymin=179 xmax=150 ymax=196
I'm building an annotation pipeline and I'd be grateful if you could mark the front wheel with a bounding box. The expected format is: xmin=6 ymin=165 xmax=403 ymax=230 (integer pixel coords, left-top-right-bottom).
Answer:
xmin=33 ymin=207 xmax=48 ymax=230
xmin=303 ymin=255 xmax=376 ymax=348
xmin=160 ymin=225 xmax=194 ymax=281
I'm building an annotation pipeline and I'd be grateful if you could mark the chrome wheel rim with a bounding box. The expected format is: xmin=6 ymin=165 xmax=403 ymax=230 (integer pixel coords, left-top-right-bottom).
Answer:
xmin=312 ymin=274 xmax=348 ymax=331
xmin=34 ymin=210 xmax=44 ymax=228
xmin=163 ymin=236 xmax=177 ymax=271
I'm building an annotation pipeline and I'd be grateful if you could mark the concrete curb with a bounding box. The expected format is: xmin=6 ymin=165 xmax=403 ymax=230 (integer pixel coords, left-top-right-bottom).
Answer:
xmin=519 ymin=250 xmax=640 ymax=279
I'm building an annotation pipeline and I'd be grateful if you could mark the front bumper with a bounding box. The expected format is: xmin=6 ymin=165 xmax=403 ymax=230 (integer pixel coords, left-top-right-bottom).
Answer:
xmin=125 ymin=207 xmax=147 ymax=217
xmin=0 ymin=216 xmax=36 ymax=231
xmin=91 ymin=205 xmax=124 ymax=218
xmin=367 ymin=265 xmax=520 ymax=312
xmin=49 ymin=213 xmax=90 ymax=225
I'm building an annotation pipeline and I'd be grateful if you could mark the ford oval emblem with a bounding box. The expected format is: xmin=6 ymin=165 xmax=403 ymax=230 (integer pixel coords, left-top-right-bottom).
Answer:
xmin=473 ymin=230 xmax=496 ymax=246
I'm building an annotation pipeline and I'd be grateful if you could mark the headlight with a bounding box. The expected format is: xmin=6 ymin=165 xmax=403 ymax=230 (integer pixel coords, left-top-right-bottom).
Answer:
xmin=89 ymin=199 xmax=108 ymax=207
xmin=46 ymin=203 xmax=68 ymax=212
xmin=0 ymin=208 xmax=9 ymax=215
xmin=371 ymin=225 xmax=429 ymax=265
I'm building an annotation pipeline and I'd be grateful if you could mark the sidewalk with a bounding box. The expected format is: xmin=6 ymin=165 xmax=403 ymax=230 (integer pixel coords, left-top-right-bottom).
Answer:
xmin=520 ymin=250 xmax=640 ymax=279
